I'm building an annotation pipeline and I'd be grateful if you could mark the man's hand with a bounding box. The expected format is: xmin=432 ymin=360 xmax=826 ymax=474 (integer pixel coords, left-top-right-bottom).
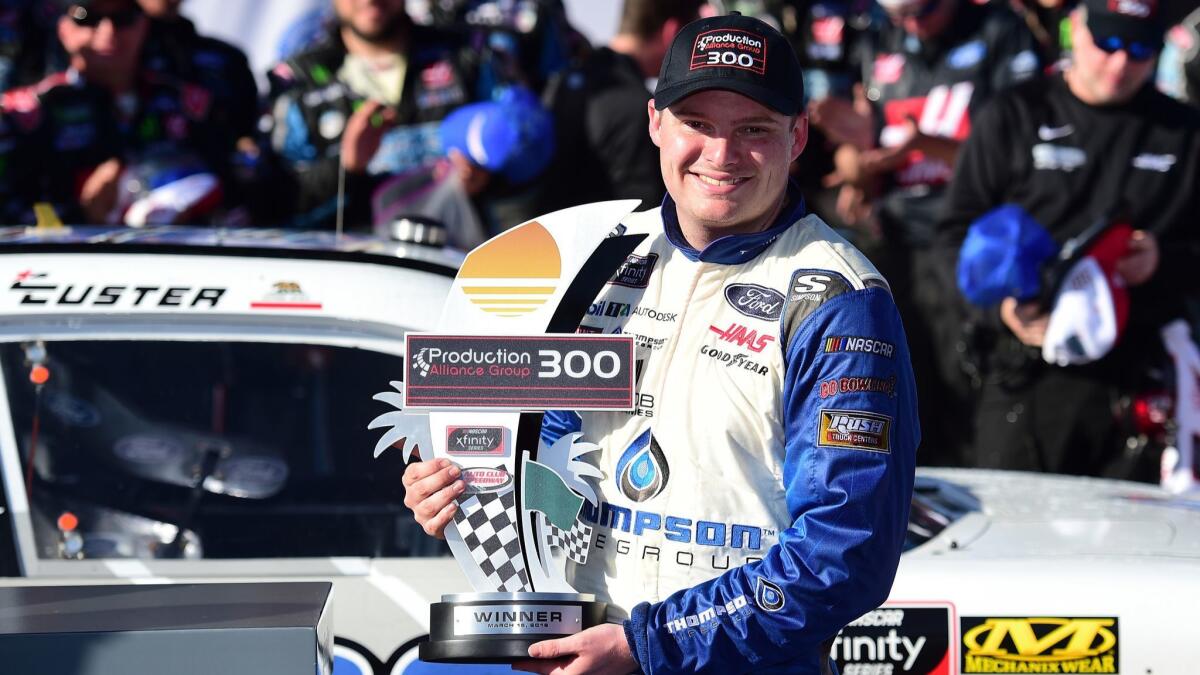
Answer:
xmin=1000 ymin=297 xmax=1049 ymax=347
xmin=808 ymin=85 xmax=874 ymax=150
xmin=341 ymin=100 xmax=396 ymax=173
xmin=512 ymin=624 xmax=638 ymax=675
xmin=446 ymin=148 xmax=491 ymax=196
xmin=1116 ymin=229 xmax=1159 ymax=286
xmin=401 ymin=458 xmax=464 ymax=539
xmin=79 ymin=157 xmax=123 ymax=223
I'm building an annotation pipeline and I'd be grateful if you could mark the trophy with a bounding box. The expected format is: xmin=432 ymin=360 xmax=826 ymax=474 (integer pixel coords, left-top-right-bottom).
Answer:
xmin=369 ymin=201 xmax=646 ymax=662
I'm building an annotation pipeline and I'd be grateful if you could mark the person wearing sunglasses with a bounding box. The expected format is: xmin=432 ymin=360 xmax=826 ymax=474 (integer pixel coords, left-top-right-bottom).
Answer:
xmin=0 ymin=0 xmax=243 ymax=225
xmin=807 ymin=0 xmax=1042 ymax=468
xmin=940 ymin=0 xmax=1200 ymax=479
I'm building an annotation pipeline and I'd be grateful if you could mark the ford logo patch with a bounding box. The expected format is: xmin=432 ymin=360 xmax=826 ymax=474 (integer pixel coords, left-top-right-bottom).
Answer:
xmin=724 ymin=283 xmax=785 ymax=321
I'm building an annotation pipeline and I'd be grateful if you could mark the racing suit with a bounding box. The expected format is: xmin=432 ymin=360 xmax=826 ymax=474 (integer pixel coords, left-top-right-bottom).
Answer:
xmin=543 ymin=185 xmax=919 ymax=673
xmin=0 ymin=69 xmax=238 ymax=224
xmin=847 ymin=1 xmax=1042 ymax=465
xmin=941 ymin=75 xmax=1200 ymax=478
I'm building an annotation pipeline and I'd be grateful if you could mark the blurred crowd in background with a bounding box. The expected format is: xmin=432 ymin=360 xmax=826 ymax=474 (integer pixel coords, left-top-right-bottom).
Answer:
xmin=1 ymin=0 xmax=1199 ymax=490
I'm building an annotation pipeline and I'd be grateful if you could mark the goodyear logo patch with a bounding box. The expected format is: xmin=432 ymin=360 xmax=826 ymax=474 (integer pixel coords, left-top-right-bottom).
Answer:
xmin=823 ymin=336 xmax=895 ymax=358
xmin=817 ymin=410 xmax=891 ymax=453
xmin=690 ymin=29 xmax=767 ymax=74
xmin=961 ymin=617 xmax=1118 ymax=674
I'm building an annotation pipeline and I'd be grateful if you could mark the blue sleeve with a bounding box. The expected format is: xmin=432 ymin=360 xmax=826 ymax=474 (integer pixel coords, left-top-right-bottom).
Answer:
xmin=624 ymin=287 xmax=919 ymax=673
xmin=539 ymin=410 xmax=580 ymax=448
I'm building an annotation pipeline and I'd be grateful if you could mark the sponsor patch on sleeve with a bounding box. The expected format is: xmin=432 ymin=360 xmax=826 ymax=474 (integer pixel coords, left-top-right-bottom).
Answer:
xmin=823 ymin=335 xmax=895 ymax=358
xmin=817 ymin=409 xmax=891 ymax=453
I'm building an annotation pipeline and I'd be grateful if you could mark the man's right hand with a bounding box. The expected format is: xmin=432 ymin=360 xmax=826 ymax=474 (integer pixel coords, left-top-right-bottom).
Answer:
xmin=401 ymin=458 xmax=465 ymax=539
xmin=341 ymin=100 xmax=397 ymax=173
xmin=1000 ymin=297 xmax=1049 ymax=347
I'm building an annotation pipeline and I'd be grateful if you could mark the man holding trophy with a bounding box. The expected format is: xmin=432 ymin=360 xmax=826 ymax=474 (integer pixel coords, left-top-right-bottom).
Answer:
xmin=401 ymin=13 xmax=919 ymax=674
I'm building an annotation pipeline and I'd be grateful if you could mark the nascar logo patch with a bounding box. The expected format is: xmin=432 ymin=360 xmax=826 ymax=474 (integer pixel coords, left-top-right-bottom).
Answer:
xmin=823 ymin=336 xmax=895 ymax=358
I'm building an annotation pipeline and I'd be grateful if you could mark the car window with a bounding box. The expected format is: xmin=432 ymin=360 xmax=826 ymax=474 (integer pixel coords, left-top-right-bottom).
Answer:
xmin=1 ymin=340 xmax=448 ymax=561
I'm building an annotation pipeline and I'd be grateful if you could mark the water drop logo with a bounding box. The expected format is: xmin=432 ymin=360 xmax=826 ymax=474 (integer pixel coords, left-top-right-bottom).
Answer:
xmin=755 ymin=578 xmax=785 ymax=612
xmin=614 ymin=429 xmax=669 ymax=502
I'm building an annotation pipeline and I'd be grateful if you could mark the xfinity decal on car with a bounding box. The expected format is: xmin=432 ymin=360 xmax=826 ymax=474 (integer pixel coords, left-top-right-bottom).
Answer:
xmin=833 ymin=603 xmax=954 ymax=674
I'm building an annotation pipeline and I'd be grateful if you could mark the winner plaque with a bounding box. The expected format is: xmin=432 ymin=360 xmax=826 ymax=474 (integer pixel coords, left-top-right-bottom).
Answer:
xmin=369 ymin=201 xmax=646 ymax=662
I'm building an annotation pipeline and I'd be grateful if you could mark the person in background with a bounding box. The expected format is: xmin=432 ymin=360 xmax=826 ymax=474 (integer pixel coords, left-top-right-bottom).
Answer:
xmin=0 ymin=0 xmax=241 ymax=224
xmin=266 ymin=0 xmax=545 ymax=234
xmin=941 ymin=0 xmax=1200 ymax=478
xmin=135 ymin=0 xmax=266 ymax=222
xmin=809 ymin=0 xmax=1042 ymax=466
xmin=532 ymin=0 xmax=706 ymax=214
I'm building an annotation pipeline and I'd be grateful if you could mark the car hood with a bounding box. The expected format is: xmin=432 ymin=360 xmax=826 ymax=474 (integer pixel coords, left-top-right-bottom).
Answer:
xmin=911 ymin=468 xmax=1200 ymax=559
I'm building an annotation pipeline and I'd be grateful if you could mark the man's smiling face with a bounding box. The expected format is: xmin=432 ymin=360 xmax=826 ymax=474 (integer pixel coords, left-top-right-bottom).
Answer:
xmin=649 ymin=89 xmax=807 ymax=241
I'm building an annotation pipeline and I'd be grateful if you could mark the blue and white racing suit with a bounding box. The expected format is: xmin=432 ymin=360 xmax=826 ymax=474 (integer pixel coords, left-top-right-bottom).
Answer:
xmin=542 ymin=187 xmax=919 ymax=674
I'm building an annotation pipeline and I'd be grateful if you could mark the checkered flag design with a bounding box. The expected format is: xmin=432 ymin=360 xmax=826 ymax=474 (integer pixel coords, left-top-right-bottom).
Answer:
xmin=453 ymin=490 xmax=530 ymax=592
xmin=543 ymin=515 xmax=593 ymax=565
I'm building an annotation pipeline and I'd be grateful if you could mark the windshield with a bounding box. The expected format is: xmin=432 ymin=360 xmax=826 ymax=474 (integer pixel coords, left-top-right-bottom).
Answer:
xmin=1 ymin=340 xmax=447 ymax=561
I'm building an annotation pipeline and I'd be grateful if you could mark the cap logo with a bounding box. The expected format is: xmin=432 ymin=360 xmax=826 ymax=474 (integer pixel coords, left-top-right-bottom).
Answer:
xmin=690 ymin=29 xmax=767 ymax=74
xmin=1107 ymin=0 xmax=1154 ymax=18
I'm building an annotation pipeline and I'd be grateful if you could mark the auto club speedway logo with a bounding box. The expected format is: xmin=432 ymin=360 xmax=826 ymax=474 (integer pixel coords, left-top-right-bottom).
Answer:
xmin=457 ymin=220 xmax=562 ymax=318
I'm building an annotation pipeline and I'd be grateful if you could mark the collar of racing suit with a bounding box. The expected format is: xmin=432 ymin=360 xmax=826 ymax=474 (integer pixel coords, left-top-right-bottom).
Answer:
xmin=660 ymin=179 xmax=808 ymax=264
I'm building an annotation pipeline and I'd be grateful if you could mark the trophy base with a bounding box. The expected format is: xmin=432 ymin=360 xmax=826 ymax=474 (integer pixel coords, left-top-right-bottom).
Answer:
xmin=419 ymin=592 xmax=607 ymax=664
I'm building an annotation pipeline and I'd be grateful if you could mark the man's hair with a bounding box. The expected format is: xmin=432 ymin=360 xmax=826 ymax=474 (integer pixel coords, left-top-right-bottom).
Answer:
xmin=618 ymin=0 xmax=706 ymax=40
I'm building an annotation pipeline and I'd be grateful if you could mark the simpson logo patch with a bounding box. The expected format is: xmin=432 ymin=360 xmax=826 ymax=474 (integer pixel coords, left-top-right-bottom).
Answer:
xmin=818 ymin=409 xmax=891 ymax=453
xmin=690 ymin=29 xmax=767 ymax=74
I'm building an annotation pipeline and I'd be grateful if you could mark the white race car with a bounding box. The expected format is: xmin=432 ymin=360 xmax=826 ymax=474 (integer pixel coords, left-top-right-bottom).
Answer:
xmin=0 ymin=226 xmax=1196 ymax=675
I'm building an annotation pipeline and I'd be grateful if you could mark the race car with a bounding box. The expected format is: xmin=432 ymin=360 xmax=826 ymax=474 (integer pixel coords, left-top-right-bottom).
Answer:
xmin=0 ymin=225 xmax=1196 ymax=675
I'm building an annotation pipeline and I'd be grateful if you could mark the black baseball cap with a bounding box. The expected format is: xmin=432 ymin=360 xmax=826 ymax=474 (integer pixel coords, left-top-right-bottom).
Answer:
xmin=1082 ymin=0 xmax=1166 ymax=50
xmin=653 ymin=13 xmax=805 ymax=116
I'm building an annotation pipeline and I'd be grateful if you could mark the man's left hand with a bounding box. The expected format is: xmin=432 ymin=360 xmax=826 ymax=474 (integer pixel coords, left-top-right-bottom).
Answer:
xmin=512 ymin=623 xmax=638 ymax=675
xmin=1116 ymin=230 xmax=1159 ymax=286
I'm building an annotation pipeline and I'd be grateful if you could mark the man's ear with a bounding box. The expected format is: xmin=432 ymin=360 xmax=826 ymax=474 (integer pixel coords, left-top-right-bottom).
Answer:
xmin=791 ymin=115 xmax=809 ymax=162
xmin=660 ymin=18 xmax=682 ymax=48
xmin=648 ymin=100 xmax=663 ymax=148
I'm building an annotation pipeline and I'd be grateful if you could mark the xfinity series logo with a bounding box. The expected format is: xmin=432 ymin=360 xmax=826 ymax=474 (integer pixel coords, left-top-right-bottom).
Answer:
xmin=709 ymin=323 xmax=776 ymax=353
xmin=446 ymin=426 xmax=507 ymax=457
xmin=690 ymin=29 xmax=767 ymax=74
xmin=724 ymin=283 xmax=785 ymax=321
xmin=818 ymin=409 xmax=892 ymax=453
xmin=609 ymin=253 xmax=658 ymax=288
